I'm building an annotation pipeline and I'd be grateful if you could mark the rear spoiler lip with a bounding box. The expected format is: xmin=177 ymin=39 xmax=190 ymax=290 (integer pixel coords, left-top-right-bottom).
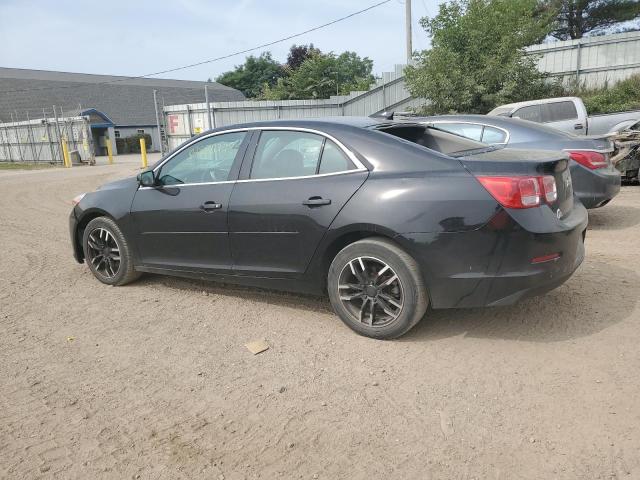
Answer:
xmin=562 ymin=147 xmax=614 ymax=154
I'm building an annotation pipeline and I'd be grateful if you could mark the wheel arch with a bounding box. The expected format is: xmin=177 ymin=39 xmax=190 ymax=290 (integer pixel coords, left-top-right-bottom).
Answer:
xmin=74 ymin=208 xmax=116 ymax=262
xmin=318 ymin=225 xmax=419 ymax=289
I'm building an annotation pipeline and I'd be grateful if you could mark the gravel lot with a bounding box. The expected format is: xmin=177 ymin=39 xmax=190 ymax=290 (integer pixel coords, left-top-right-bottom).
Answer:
xmin=1 ymin=159 xmax=639 ymax=479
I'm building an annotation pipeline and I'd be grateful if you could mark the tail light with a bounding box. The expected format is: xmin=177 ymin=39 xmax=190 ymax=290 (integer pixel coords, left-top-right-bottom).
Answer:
xmin=477 ymin=175 xmax=557 ymax=209
xmin=567 ymin=150 xmax=608 ymax=169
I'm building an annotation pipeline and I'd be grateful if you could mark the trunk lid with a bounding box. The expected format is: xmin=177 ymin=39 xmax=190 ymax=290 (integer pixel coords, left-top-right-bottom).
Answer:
xmin=454 ymin=147 xmax=573 ymax=217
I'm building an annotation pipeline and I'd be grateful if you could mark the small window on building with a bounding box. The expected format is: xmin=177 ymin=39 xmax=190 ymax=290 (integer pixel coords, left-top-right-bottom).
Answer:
xmin=114 ymin=130 xmax=121 ymax=138
xmin=137 ymin=129 xmax=145 ymax=134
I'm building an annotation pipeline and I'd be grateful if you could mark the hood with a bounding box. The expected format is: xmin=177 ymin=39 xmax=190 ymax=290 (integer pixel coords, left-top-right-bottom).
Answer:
xmin=97 ymin=176 xmax=139 ymax=191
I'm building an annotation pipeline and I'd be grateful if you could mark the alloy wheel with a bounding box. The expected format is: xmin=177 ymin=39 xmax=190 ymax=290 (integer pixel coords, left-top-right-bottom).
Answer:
xmin=86 ymin=228 xmax=121 ymax=279
xmin=338 ymin=256 xmax=404 ymax=328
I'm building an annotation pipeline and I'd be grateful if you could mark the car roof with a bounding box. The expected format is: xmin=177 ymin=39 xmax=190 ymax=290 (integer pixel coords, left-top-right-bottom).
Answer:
xmin=489 ymin=97 xmax=581 ymax=111
xmin=212 ymin=116 xmax=388 ymax=131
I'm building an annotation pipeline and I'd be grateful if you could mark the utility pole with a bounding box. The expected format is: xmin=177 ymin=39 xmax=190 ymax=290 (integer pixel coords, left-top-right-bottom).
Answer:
xmin=152 ymin=89 xmax=164 ymax=156
xmin=205 ymin=84 xmax=212 ymax=130
xmin=405 ymin=0 xmax=412 ymax=64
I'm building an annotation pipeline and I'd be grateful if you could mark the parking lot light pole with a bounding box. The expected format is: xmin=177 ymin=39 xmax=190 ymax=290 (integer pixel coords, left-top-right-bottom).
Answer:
xmin=406 ymin=0 xmax=412 ymax=64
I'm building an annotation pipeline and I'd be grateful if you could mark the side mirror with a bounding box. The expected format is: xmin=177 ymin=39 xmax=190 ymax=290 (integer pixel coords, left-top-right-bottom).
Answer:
xmin=138 ymin=170 xmax=156 ymax=187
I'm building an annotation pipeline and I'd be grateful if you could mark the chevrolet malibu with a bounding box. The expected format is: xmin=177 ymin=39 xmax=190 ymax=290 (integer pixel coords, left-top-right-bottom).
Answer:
xmin=69 ymin=118 xmax=587 ymax=339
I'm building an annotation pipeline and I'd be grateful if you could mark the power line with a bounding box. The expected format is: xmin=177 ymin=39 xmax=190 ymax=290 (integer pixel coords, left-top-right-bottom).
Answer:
xmin=2 ymin=0 xmax=392 ymax=95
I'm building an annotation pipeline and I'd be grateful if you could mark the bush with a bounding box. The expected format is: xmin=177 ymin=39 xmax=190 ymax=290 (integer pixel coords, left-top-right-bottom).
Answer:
xmin=115 ymin=133 xmax=152 ymax=154
xmin=574 ymin=75 xmax=640 ymax=115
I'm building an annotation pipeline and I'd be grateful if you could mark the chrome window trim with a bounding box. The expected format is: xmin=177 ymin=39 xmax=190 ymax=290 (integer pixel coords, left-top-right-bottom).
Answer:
xmin=151 ymin=126 xmax=367 ymax=181
xmin=138 ymin=179 xmax=236 ymax=190
xmin=236 ymin=168 xmax=367 ymax=183
xmin=422 ymin=120 xmax=510 ymax=145
xmin=138 ymin=167 xmax=368 ymax=190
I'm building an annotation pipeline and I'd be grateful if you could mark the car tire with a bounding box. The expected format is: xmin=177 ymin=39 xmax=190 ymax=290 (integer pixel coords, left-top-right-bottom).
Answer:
xmin=82 ymin=216 xmax=141 ymax=286
xmin=327 ymin=237 xmax=429 ymax=339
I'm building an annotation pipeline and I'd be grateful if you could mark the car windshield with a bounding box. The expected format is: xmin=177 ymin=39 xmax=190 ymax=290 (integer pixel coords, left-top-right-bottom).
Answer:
xmin=488 ymin=107 xmax=514 ymax=117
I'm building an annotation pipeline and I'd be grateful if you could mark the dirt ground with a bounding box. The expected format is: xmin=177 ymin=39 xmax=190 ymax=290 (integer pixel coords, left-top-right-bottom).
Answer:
xmin=1 ymin=159 xmax=639 ymax=480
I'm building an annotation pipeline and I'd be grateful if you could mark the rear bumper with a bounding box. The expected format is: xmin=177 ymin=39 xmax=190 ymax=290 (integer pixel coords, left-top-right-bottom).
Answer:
xmin=397 ymin=203 xmax=588 ymax=309
xmin=484 ymin=235 xmax=584 ymax=306
xmin=572 ymin=163 xmax=621 ymax=209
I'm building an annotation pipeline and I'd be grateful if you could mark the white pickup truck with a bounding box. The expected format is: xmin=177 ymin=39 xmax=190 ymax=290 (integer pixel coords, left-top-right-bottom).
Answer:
xmin=488 ymin=96 xmax=640 ymax=136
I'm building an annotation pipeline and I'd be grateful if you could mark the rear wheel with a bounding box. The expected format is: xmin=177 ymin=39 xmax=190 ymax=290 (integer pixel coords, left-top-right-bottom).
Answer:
xmin=82 ymin=217 xmax=140 ymax=286
xmin=327 ymin=238 xmax=428 ymax=339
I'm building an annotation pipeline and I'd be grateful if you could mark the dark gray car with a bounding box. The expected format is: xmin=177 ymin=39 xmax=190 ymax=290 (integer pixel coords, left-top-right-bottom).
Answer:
xmin=414 ymin=114 xmax=621 ymax=209
xmin=69 ymin=117 xmax=586 ymax=339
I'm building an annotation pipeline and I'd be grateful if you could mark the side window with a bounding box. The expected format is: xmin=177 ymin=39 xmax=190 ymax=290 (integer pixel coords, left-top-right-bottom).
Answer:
xmin=319 ymin=139 xmax=355 ymax=174
xmin=158 ymin=131 xmax=246 ymax=185
xmin=481 ymin=126 xmax=507 ymax=144
xmin=542 ymin=101 xmax=578 ymax=123
xmin=251 ymin=131 xmax=323 ymax=179
xmin=513 ymin=105 xmax=541 ymax=122
xmin=435 ymin=123 xmax=483 ymax=142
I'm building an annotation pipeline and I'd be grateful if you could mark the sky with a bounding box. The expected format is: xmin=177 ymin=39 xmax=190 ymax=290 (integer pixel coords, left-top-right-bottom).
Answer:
xmin=0 ymin=0 xmax=446 ymax=81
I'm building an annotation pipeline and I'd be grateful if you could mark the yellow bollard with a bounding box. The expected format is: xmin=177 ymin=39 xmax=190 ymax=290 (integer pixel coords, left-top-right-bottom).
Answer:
xmin=61 ymin=136 xmax=71 ymax=168
xmin=106 ymin=137 xmax=114 ymax=165
xmin=140 ymin=137 xmax=147 ymax=168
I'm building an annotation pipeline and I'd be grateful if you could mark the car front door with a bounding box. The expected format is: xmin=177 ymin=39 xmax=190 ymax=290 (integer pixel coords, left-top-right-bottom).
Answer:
xmin=228 ymin=129 xmax=368 ymax=277
xmin=130 ymin=130 xmax=250 ymax=272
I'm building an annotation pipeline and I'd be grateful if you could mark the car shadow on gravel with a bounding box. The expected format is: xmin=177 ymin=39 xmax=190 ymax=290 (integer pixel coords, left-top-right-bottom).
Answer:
xmin=133 ymin=258 xmax=638 ymax=344
xmin=403 ymin=260 xmax=639 ymax=343
xmin=588 ymin=204 xmax=640 ymax=231
xmin=136 ymin=275 xmax=335 ymax=314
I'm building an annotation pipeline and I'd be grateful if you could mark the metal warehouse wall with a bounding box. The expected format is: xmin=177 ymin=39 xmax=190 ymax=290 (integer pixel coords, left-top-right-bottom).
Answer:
xmin=0 ymin=116 xmax=94 ymax=164
xmin=164 ymin=32 xmax=640 ymax=150
xmin=163 ymin=65 xmax=422 ymax=150
xmin=526 ymin=31 xmax=640 ymax=87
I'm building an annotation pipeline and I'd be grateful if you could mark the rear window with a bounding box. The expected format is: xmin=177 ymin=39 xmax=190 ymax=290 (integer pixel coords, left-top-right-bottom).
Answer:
xmin=376 ymin=124 xmax=488 ymax=156
xmin=434 ymin=123 xmax=483 ymax=141
xmin=542 ymin=101 xmax=578 ymax=123
xmin=489 ymin=107 xmax=513 ymax=117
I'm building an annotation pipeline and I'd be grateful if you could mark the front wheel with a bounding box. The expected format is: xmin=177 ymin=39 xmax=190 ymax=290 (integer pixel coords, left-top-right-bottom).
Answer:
xmin=82 ymin=217 xmax=141 ymax=286
xmin=327 ymin=238 xmax=428 ymax=339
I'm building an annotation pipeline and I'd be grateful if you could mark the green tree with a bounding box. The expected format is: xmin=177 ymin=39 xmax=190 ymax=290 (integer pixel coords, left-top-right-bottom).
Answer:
xmin=216 ymin=52 xmax=284 ymax=98
xmin=286 ymin=44 xmax=321 ymax=71
xmin=262 ymin=51 xmax=375 ymax=100
xmin=405 ymin=0 xmax=558 ymax=114
xmin=540 ymin=0 xmax=640 ymax=40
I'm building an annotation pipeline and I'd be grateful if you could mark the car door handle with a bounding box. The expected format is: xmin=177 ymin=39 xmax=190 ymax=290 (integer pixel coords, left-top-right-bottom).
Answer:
xmin=200 ymin=201 xmax=222 ymax=212
xmin=574 ymin=123 xmax=584 ymax=130
xmin=302 ymin=196 xmax=331 ymax=207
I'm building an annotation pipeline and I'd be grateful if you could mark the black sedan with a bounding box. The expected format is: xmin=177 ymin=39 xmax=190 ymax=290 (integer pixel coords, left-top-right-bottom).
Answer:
xmin=70 ymin=118 xmax=587 ymax=339
xmin=414 ymin=114 xmax=621 ymax=209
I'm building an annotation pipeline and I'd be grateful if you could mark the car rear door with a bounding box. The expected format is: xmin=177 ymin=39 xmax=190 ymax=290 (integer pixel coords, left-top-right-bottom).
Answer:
xmin=130 ymin=130 xmax=250 ymax=272
xmin=227 ymin=128 xmax=368 ymax=277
